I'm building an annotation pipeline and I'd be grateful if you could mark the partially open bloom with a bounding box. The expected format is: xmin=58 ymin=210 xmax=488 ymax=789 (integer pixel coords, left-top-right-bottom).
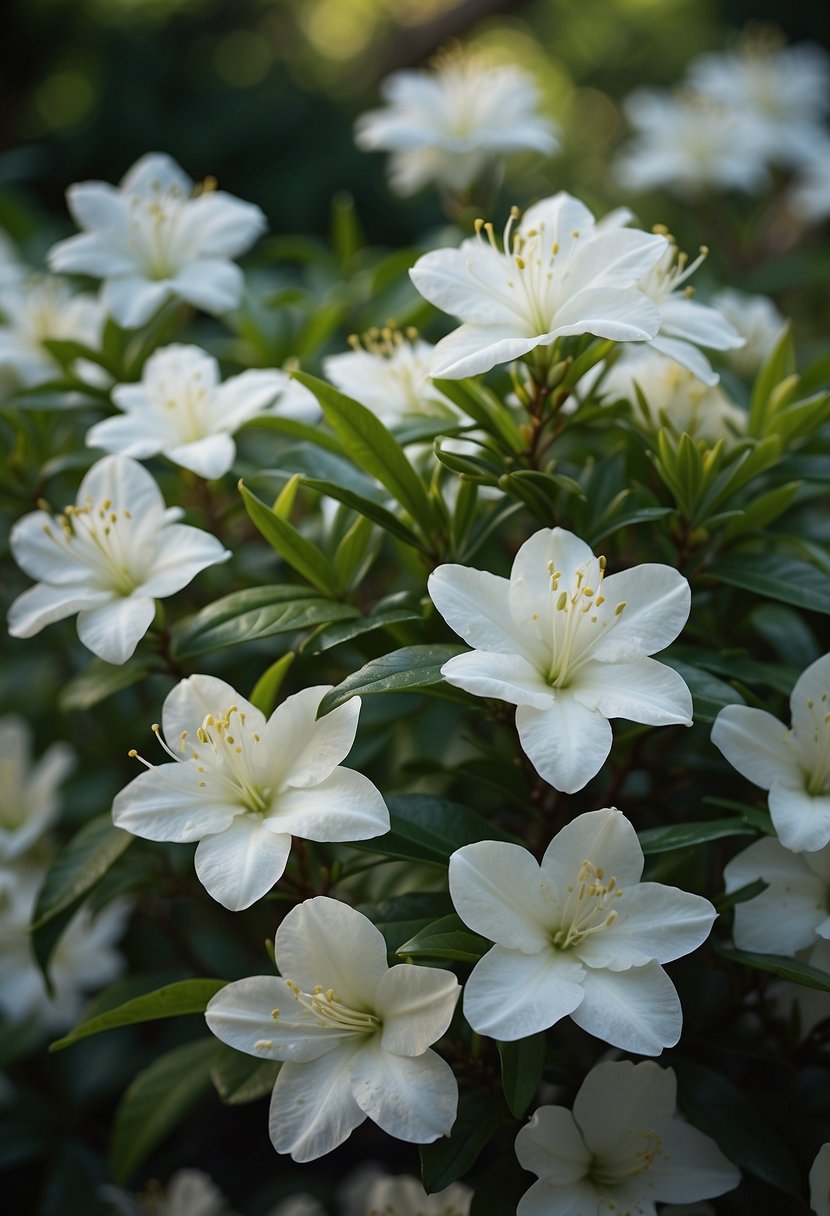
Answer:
xmin=723 ymin=835 xmax=830 ymax=955
xmin=711 ymin=652 xmax=830 ymax=852
xmin=355 ymin=48 xmax=557 ymax=196
xmin=49 ymin=152 xmax=265 ymax=328
xmin=0 ymin=272 xmax=104 ymax=393
xmin=429 ymin=526 xmax=692 ymax=793
xmin=112 ymin=677 xmax=389 ymax=910
xmin=410 ymin=193 xmax=667 ymax=379
xmin=205 ymin=897 xmax=460 ymax=1160
xmin=87 ymin=344 xmax=288 ymax=478
xmin=0 ymin=715 xmax=74 ymax=861
xmin=7 ymin=455 xmax=229 ymax=664
xmin=324 ymin=330 xmax=462 ymax=423
xmin=515 ymin=1059 xmax=739 ymax=1215
xmin=449 ymin=808 xmax=716 ymax=1053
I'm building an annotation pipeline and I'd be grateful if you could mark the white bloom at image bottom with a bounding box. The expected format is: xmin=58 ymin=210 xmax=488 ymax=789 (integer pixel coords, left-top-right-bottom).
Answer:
xmin=205 ymin=897 xmax=460 ymax=1161
xmin=711 ymin=651 xmax=830 ymax=852
xmin=514 ymin=1059 xmax=740 ymax=1216
xmin=429 ymin=526 xmax=692 ymax=793
xmin=449 ymin=808 xmax=716 ymax=1053
xmin=112 ymin=677 xmax=389 ymax=910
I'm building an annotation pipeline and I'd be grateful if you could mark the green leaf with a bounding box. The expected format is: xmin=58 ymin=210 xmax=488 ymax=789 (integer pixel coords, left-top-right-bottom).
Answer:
xmin=33 ymin=815 xmax=132 ymax=929
xmin=242 ymin=412 xmax=344 ymax=455
xmin=58 ymin=659 xmax=150 ymax=712
xmin=748 ymin=323 xmax=795 ymax=437
xmin=638 ymin=818 xmax=755 ymax=854
xmin=715 ymin=946 xmax=830 ymax=992
xmin=49 ymin=979 xmax=228 ymax=1052
xmin=249 ymin=652 xmax=295 ymax=716
xmin=498 ymin=1034 xmax=546 ymax=1118
xmin=302 ymin=476 xmax=425 ymax=549
xmin=708 ymin=554 xmax=830 ymax=614
xmin=661 ymin=655 xmax=746 ymax=722
xmin=358 ymin=892 xmax=455 ymax=953
xmin=210 ymin=1043 xmax=279 ymax=1105
xmin=239 ymin=480 xmax=337 ymax=595
xmin=293 ymin=372 xmax=435 ymax=536
xmin=111 ymin=1038 xmax=217 ymax=1183
xmin=420 ymin=1092 xmax=505 ymax=1193
xmin=364 ymin=793 xmax=516 ymax=867
xmin=306 ymin=605 xmax=422 ymax=653
xmin=673 ymin=1058 xmax=802 ymax=1197
xmin=173 ymin=586 xmax=358 ymax=658
xmin=432 ymin=377 xmax=523 ymax=452
xmin=397 ymin=914 xmax=489 ymax=962
xmin=317 ymin=644 xmax=463 ymax=714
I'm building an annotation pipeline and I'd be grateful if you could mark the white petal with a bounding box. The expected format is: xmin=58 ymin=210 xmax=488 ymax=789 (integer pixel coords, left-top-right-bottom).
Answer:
xmin=571 ymin=657 xmax=692 ymax=725
xmin=138 ymin=524 xmax=230 ymax=597
xmin=205 ymin=975 xmax=339 ymax=1062
xmin=10 ymin=511 xmax=96 ymax=584
xmin=49 ymin=232 xmax=134 ymax=278
xmin=440 ymin=650 xmax=553 ymax=708
xmin=774 ymin=784 xmax=830 ymax=855
xmin=514 ymin=1104 xmax=590 ymax=1183
xmin=659 ymin=296 xmax=744 ymax=351
xmin=588 ymin=565 xmax=691 ymax=661
xmin=161 ymin=674 xmax=264 ymax=744
xmin=65 ymin=180 xmax=126 ymax=232
xmin=185 ymin=192 xmax=266 ymax=259
xmin=7 ymin=582 xmax=109 ymax=639
xmin=102 ymin=277 xmax=172 ymax=328
xmin=552 ymin=287 xmax=661 ymax=342
xmin=261 ymin=687 xmax=360 ymax=789
xmin=265 ymin=768 xmax=389 ymax=842
xmin=428 ymin=323 xmax=544 ymax=379
xmin=375 ymin=964 xmax=460 ymax=1056
xmin=428 ymin=563 xmax=543 ymax=660
xmin=268 ymin=1046 xmax=365 ymax=1162
xmin=166 ymin=435 xmax=236 ymax=479
xmin=569 ymin=228 xmax=670 ymax=290
xmin=649 ymin=334 xmax=719 ymax=386
xmin=790 ymin=653 xmax=830 ymax=739
xmin=86 ymin=414 xmax=167 ymax=459
xmin=215 ymin=368 xmax=287 ymax=428
xmin=727 ymin=844 xmax=826 ymax=952
xmin=542 ymin=808 xmax=645 ymax=888
xmin=649 ymin=1119 xmax=740 ymax=1201
xmin=194 ymin=816 xmax=292 ymax=910
xmin=449 ymin=841 xmax=554 ymax=950
xmin=409 ymin=246 xmax=518 ymax=325
xmin=573 ymin=1060 xmax=676 ymax=1157
xmin=274 ymin=897 xmax=389 ymax=1009
xmin=515 ymin=695 xmax=613 ymax=793
xmin=79 ymin=453 xmax=166 ymax=521
xmin=463 ymin=945 xmax=585 ymax=1040
xmin=173 ymin=259 xmax=244 ymax=316
xmin=578 ymin=882 xmax=715 ymax=969
xmin=509 ymin=527 xmax=595 ymax=622
xmin=349 ymin=1039 xmax=458 ymax=1142
xmin=710 ymin=705 xmax=797 ymax=791
xmin=122 ymin=152 xmax=193 ymax=197
xmin=76 ymin=596 xmax=156 ymax=663
xmin=112 ymin=765 xmax=238 ymax=842
xmin=516 ymin=1178 xmax=600 ymax=1216
xmin=569 ymin=961 xmax=681 ymax=1055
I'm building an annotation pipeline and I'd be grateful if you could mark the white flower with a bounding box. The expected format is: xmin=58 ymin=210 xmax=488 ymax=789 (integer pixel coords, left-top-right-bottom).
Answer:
xmin=409 ymin=193 xmax=668 ymax=379
xmin=205 ymin=896 xmax=460 ymax=1161
xmin=112 ymin=677 xmax=389 ymax=910
xmin=48 ymin=152 xmax=266 ymax=328
xmin=614 ymin=89 xmax=769 ymax=199
xmin=429 ymin=526 xmax=692 ymax=793
xmin=355 ymin=49 xmax=557 ymax=196
xmin=811 ymin=1142 xmax=830 ymax=1216
xmin=790 ymin=140 xmax=830 ymax=225
xmin=0 ymin=272 xmax=104 ymax=392
xmin=514 ymin=1059 xmax=739 ymax=1216
xmin=723 ymin=835 xmax=830 ymax=955
xmin=0 ymin=716 xmax=74 ymax=861
xmin=324 ymin=331 xmax=463 ymax=423
xmin=712 ymin=289 xmax=787 ymax=377
xmin=101 ymin=1168 xmax=233 ymax=1216
xmin=449 ymin=808 xmax=716 ymax=1053
xmin=711 ymin=652 xmax=830 ymax=852
xmin=343 ymin=1166 xmax=472 ymax=1216
xmin=87 ymin=343 xmax=288 ymax=478
xmin=7 ymin=454 xmax=230 ymax=664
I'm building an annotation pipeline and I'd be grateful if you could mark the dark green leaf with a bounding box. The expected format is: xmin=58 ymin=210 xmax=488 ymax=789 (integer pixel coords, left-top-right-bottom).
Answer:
xmin=33 ymin=815 xmax=132 ymax=929
xmin=358 ymin=892 xmax=455 ymax=953
xmin=661 ymin=656 xmax=746 ymax=722
xmin=397 ymin=914 xmax=489 ymax=962
xmin=318 ymin=644 xmax=463 ymax=714
xmin=302 ymin=476 xmax=425 ymax=549
xmin=638 ymin=818 xmax=756 ymax=854
xmin=242 ymin=413 xmax=344 ymax=455
xmin=306 ymin=605 xmax=422 ymax=653
xmin=498 ymin=1034 xmax=546 ymax=1118
xmin=366 ymin=793 xmax=516 ymax=867
xmin=420 ymin=1092 xmax=505 ymax=1193
xmin=49 ymin=979 xmax=228 ymax=1052
xmin=173 ymin=586 xmax=358 ymax=658
xmin=210 ymin=1043 xmax=279 ymax=1105
xmin=716 ymin=946 xmax=830 ymax=992
xmin=708 ymin=554 xmax=830 ymax=615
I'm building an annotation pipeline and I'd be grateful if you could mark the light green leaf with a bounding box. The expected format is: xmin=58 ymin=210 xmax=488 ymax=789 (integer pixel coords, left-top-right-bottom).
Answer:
xmin=302 ymin=476 xmax=425 ymax=549
xmin=173 ymin=586 xmax=359 ymax=658
xmin=33 ymin=815 xmax=132 ymax=929
xmin=249 ymin=652 xmax=295 ymax=716
xmin=317 ymin=644 xmax=463 ymax=714
xmin=49 ymin=979 xmax=227 ymax=1052
xmin=239 ymin=480 xmax=336 ymax=595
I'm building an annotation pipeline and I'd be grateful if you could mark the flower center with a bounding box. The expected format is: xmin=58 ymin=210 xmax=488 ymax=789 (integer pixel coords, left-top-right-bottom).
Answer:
xmin=551 ymin=858 xmax=623 ymax=951
xmin=588 ymin=1129 xmax=665 ymax=1194
xmin=640 ymin=233 xmax=707 ymax=306
xmin=42 ymin=497 xmax=141 ymax=596
xmin=266 ymin=981 xmax=381 ymax=1037
xmin=470 ymin=206 xmax=570 ymax=336
xmin=541 ymin=555 xmax=626 ymax=687
xmin=801 ymin=692 xmax=830 ymax=796
xmin=149 ymin=364 xmax=213 ymax=443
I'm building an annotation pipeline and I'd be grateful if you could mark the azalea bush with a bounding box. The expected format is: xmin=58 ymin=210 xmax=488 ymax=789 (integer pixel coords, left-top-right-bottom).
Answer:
xmin=2 ymin=17 xmax=830 ymax=1216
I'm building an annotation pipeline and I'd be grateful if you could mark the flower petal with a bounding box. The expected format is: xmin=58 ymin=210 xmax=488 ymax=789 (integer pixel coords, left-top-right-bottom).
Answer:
xmin=578 ymin=882 xmax=715 ymax=969
xmin=260 ymin=687 xmax=360 ymax=789
xmin=349 ymin=1039 xmax=458 ymax=1142
xmin=161 ymin=674 xmax=265 ymax=744
xmin=268 ymin=1046 xmax=365 ymax=1162
xmin=375 ymin=964 xmax=460 ymax=1056
xmin=463 ymin=945 xmax=585 ymax=1040
xmin=449 ymin=840 xmax=553 ymax=950
xmin=516 ymin=1178 xmax=600 ymax=1216
xmin=138 ymin=524 xmax=230 ymax=597
xmin=10 ymin=511 xmax=96 ymax=585
xmin=552 ymin=286 xmax=661 ymax=342
xmin=711 ymin=705 xmax=799 ymax=792
xmin=102 ymin=277 xmax=173 ymax=328
xmin=165 ymin=435 xmax=236 ymax=479
xmin=569 ymin=960 xmax=681 ymax=1055
xmin=649 ymin=1119 xmax=740 ymax=1201
xmin=76 ymin=596 xmax=156 ymax=663
xmin=194 ymin=816 xmax=292 ymax=910
xmin=790 ymin=653 xmax=830 ymax=739
xmin=587 ymin=564 xmax=691 ymax=661
xmin=509 ymin=527 xmax=595 ymax=623
xmin=440 ymin=649 xmax=553 ymax=708
xmin=7 ymin=582 xmax=109 ymax=639
xmin=172 ymin=259 xmax=244 ymax=316
xmin=572 ymin=1059 xmax=676 ymax=1158
xmin=112 ymin=765 xmax=238 ymax=842
xmin=428 ymin=323 xmax=544 ymax=379
xmin=428 ymin=562 xmax=544 ymax=661
xmin=514 ymin=1104 xmax=590 ymax=1183
xmin=185 ymin=193 xmax=267 ymax=260
xmin=409 ymin=246 xmax=519 ymax=325
xmin=571 ymin=657 xmax=692 ymax=725
xmin=542 ymin=808 xmax=645 ymax=888
xmin=265 ymin=768 xmax=389 ymax=842
xmin=515 ymin=695 xmax=613 ymax=793
xmin=205 ymin=975 xmax=339 ymax=1062
xmin=274 ymin=897 xmax=389 ymax=1009
xmin=215 ymin=368 xmax=287 ymax=428
xmin=86 ymin=413 xmax=168 ymax=460
xmin=659 ymin=296 xmax=744 ymax=351
xmin=649 ymin=334 xmax=719 ymax=385
xmin=79 ymin=453 xmax=166 ymax=521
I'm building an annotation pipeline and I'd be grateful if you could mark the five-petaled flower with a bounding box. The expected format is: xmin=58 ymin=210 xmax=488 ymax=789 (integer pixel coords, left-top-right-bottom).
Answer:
xmin=514 ymin=1059 xmax=739 ymax=1215
xmin=7 ymin=454 xmax=229 ymax=664
xmin=429 ymin=526 xmax=692 ymax=793
xmin=205 ymin=896 xmax=460 ymax=1160
xmin=112 ymin=677 xmax=389 ymax=910
xmin=48 ymin=152 xmax=265 ymax=328
xmin=711 ymin=651 xmax=830 ymax=852
xmin=449 ymin=808 xmax=716 ymax=1053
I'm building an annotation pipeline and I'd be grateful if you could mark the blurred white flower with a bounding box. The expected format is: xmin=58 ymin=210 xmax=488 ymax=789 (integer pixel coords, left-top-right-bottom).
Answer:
xmin=811 ymin=1142 xmax=830 ymax=1216
xmin=429 ymin=525 xmax=691 ymax=793
xmin=0 ymin=715 xmax=74 ymax=861
xmin=324 ymin=330 xmax=463 ymax=423
xmin=711 ymin=652 xmax=830 ymax=852
xmin=790 ymin=140 xmax=830 ymax=225
xmin=7 ymin=454 xmax=230 ymax=664
xmin=101 ymin=1168 xmax=234 ymax=1216
xmin=113 ymin=677 xmax=389 ymax=910
xmin=0 ymin=272 xmax=104 ymax=392
xmin=49 ymin=152 xmax=265 ymax=328
xmin=205 ymin=896 xmax=460 ymax=1161
xmin=449 ymin=808 xmax=716 ymax=1053
xmin=712 ymin=289 xmax=787 ymax=377
xmin=410 ymin=193 xmax=667 ymax=379
xmin=343 ymin=1166 xmax=472 ymax=1216
xmin=87 ymin=344 xmax=288 ymax=478
xmin=723 ymin=835 xmax=830 ymax=954
xmin=514 ymin=1059 xmax=739 ymax=1215
xmin=355 ymin=48 xmax=557 ymax=196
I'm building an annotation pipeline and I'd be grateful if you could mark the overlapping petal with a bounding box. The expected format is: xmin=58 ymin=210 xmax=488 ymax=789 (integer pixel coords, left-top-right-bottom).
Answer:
xmin=195 ymin=816 xmax=292 ymax=910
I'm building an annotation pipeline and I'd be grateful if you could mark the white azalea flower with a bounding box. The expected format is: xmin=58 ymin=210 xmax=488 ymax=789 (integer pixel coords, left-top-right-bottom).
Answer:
xmin=7 ymin=454 xmax=229 ymax=664
xmin=48 ymin=152 xmax=266 ymax=328
xmin=811 ymin=1142 xmax=830 ymax=1216
xmin=723 ymin=835 xmax=830 ymax=955
xmin=0 ymin=715 xmax=74 ymax=861
xmin=449 ymin=808 xmax=716 ymax=1053
xmin=343 ymin=1166 xmax=472 ymax=1216
xmin=429 ymin=526 xmax=692 ymax=793
xmin=87 ymin=343 xmax=287 ymax=478
xmin=112 ymin=677 xmax=389 ymax=911
xmin=324 ymin=330 xmax=463 ymax=423
xmin=101 ymin=1168 xmax=234 ymax=1216
xmin=409 ymin=193 xmax=668 ymax=379
xmin=790 ymin=140 xmax=830 ymax=225
xmin=205 ymin=896 xmax=460 ymax=1160
xmin=514 ymin=1059 xmax=739 ymax=1215
xmin=711 ymin=652 xmax=830 ymax=852
xmin=0 ymin=272 xmax=104 ymax=393
xmin=712 ymin=289 xmax=787 ymax=377
xmin=355 ymin=48 xmax=557 ymax=196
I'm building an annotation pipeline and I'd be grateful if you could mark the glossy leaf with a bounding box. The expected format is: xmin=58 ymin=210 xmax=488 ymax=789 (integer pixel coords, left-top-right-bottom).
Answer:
xmin=397 ymin=915 xmax=489 ymax=963
xmin=33 ymin=815 xmax=132 ymax=929
xmin=716 ymin=946 xmax=830 ymax=992
xmin=638 ymin=818 xmax=756 ymax=854
xmin=708 ymin=554 xmax=830 ymax=614
xmin=173 ymin=586 xmax=358 ymax=658
xmin=420 ymin=1092 xmax=505 ymax=1194
xmin=210 ymin=1043 xmax=280 ymax=1105
xmin=498 ymin=1033 xmax=546 ymax=1118
xmin=239 ymin=481 xmax=336 ymax=595
xmin=317 ymin=644 xmax=463 ymax=714
xmin=50 ymin=979 xmax=228 ymax=1052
